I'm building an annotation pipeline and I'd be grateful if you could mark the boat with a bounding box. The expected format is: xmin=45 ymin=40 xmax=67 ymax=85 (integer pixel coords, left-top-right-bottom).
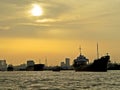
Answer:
xmin=52 ymin=66 xmax=61 ymax=72
xmin=73 ymin=45 xmax=110 ymax=72
xmin=26 ymin=63 xmax=45 ymax=71
xmin=34 ymin=64 xmax=45 ymax=71
xmin=7 ymin=64 xmax=14 ymax=71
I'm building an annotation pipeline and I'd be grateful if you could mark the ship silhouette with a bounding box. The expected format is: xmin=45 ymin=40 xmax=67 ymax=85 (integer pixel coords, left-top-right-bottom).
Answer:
xmin=73 ymin=44 xmax=110 ymax=72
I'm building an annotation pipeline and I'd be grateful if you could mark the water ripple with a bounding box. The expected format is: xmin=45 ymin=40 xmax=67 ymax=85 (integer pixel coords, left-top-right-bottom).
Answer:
xmin=0 ymin=71 xmax=120 ymax=90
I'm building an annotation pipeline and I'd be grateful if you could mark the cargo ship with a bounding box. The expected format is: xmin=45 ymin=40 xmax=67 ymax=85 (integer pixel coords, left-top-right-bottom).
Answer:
xmin=73 ymin=45 xmax=110 ymax=72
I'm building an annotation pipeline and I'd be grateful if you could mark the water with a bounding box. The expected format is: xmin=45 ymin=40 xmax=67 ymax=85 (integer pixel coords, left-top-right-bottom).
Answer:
xmin=0 ymin=70 xmax=120 ymax=90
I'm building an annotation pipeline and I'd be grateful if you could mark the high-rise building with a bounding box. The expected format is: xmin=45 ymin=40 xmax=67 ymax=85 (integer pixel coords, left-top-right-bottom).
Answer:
xmin=65 ymin=58 xmax=70 ymax=67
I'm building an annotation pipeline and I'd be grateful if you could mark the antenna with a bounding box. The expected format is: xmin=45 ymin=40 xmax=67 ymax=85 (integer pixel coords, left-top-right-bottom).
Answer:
xmin=79 ymin=45 xmax=82 ymax=55
xmin=97 ymin=43 xmax=99 ymax=59
xmin=45 ymin=58 xmax=47 ymax=66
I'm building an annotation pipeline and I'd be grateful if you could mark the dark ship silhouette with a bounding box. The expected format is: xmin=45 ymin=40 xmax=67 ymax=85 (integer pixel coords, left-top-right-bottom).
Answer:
xmin=26 ymin=64 xmax=44 ymax=71
xmin=7 ymin=64 xmax=14 ymax=71
xmin=73 ymin=45 xmax=110 ymax=72
xmin=34 ymin=64 xmax=45 ymax=71
xmin=52 ymin=66 xmax=61 ymax=72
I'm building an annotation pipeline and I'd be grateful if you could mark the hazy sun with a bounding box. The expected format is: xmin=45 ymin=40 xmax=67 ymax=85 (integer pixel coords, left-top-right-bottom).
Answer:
xmin=30 ymin=4 xmax=43 ymax=16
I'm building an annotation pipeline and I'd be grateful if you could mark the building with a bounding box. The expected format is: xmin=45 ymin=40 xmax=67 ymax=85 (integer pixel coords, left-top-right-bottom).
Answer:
xmin=65 ymin=58 xmax=70 ymax=67
xmin=61 ymin=62 xmax=65 ymax=67
xmin=60 ymin=62 xmax=66 ymax=69
xmin=26 ymin=60 xmax=35 ymax=71
xmin=60 ymin=58 xmax=71 ymax=70
xmin=0 ymin=60 xmax=7 ymax=71
xmin=27 ymin=60 xmax=35 ymax=67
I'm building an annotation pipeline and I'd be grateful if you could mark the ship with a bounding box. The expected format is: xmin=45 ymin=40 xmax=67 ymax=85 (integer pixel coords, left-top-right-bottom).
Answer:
xmin=73 ymin=45 xmax=110 ymax=72
xmin=52 ymin=66 xmax=61 ymax=72
xmin=26 ymin=64 xmax=45 ymax=71
xmin=34 ymin=64 xmax=45 ymax=71
xmin=7 ymin=64 xmax=14 ymax=71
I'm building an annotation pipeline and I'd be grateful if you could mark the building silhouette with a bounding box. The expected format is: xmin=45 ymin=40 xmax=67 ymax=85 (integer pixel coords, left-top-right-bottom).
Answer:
xmin=65 ymin=58 xmax=70 ymax=68
xmin=27 ymin=60 xmax=35 ymax=67
xmin=60 ymin=58 xmax=71 ymax=70
xmin=26 ymin=60 xmax=35 ymax=71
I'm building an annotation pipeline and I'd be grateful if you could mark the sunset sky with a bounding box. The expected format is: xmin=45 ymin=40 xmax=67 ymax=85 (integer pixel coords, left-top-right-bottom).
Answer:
xmin=0 ymin=0 xmax=120 ymax=66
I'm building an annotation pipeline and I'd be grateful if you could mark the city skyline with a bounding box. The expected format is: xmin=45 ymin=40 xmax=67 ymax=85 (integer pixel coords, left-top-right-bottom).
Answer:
xmin=0 ymin=0 xmax=120 ymax=65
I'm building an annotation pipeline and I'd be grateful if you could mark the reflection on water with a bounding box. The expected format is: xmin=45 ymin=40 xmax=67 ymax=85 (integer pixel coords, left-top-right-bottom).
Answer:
xmin=0 ymin=71 xmax=120 ymax=90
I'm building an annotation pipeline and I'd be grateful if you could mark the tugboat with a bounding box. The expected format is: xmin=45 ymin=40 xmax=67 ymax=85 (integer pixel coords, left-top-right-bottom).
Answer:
xmin=73 ymin=44 xmax=110 ymax=72
xmin=7 ymin=64 xmax=14 ymax=71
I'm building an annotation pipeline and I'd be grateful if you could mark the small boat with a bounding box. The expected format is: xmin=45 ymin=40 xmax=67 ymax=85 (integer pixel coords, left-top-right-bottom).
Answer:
xmin=34 ymin=64 xmax=45 ymax=71
xmin=52 ymin=66 xmax=61 ymax=72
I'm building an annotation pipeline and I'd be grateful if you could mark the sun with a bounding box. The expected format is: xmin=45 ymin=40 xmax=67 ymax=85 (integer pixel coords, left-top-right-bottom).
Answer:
xmin=30 ymin=4 xmax=43 ymax=16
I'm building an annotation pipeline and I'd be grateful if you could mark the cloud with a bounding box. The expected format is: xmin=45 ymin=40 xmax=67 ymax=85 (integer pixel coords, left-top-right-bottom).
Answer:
xmin=0 ymin=0 xmax=120 ymax=41
xmin=0 ymin=26 xmax=10 ymax=31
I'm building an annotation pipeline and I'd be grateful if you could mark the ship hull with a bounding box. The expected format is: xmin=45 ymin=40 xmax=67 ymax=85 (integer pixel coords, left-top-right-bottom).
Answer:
xmin=74 ymin=55 xmax=110 ymax=72
xmin=34 ymin=64 xmax=45 ymax=71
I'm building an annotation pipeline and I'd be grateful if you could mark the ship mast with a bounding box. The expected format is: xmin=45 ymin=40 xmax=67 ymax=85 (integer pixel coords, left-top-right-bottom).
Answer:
xmin=97 ymin=43 xmax=99 ymax=59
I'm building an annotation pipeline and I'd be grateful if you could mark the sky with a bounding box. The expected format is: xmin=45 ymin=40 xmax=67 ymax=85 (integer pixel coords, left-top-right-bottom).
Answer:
xmin=0 ymin=0 xmax=120 ymax=66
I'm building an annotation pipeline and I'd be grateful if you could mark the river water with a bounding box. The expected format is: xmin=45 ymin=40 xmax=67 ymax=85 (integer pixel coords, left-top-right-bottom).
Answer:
xmin=0 ymin=70 xmax=120 ymax=90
